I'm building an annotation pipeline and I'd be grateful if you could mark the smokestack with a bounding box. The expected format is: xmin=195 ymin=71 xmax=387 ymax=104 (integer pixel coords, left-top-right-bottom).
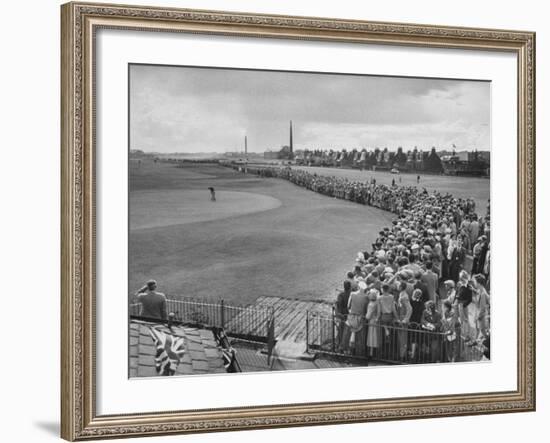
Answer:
xmin=289 ymin=120 xmax=293 ymax=158
xmin=244 ymin=135 xmax=247 ymax=155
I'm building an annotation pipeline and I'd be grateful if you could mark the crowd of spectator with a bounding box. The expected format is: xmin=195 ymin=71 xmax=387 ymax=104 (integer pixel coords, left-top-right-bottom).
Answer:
xmin=253 ymin=166 xmax=491 ymax=363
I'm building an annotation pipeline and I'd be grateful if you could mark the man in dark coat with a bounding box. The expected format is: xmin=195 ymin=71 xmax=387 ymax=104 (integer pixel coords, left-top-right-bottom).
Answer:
xmin=335 ymin=280 xmax=352 ymax=351
xmin=472 ymin=235 xmax=489 ymax=274
xmin=456 ymin=279 xmax=473 ymax=308
xmin=456 ymin=271 xmax=474 ymax=342
xmin=414 ymin=271 xmax=430 ymax=302
xmin=448 ymin=238 xmax=466 ymax=282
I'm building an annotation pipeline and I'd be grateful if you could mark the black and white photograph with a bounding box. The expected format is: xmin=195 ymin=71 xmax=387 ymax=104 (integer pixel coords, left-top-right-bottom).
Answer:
xmin=128 ymin=63 xmax=491 ymax=378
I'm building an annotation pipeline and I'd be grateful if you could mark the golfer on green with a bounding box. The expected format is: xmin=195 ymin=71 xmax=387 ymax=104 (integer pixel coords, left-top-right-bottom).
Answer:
xmin=208 ymin=187 xmax=216 ymax=201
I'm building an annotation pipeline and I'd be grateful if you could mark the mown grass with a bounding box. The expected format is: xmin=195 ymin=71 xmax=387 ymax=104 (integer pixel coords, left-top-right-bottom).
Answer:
xmin=129 ymin=161 xmax=394 ymax=305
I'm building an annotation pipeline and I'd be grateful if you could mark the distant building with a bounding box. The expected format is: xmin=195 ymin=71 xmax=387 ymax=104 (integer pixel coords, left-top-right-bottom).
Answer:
xmin=279 ymin=145 xmax=293 ymax=159
xmin=275 ymin=143 xmax=488 ymax=176
xmin=424 ymin=147 xmax=444 ymax=173
xmin=440 ymin=150 xmax=489 ymax=176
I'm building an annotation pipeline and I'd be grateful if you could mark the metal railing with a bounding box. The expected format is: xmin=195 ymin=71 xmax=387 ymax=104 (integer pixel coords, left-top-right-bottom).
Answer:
xmin=306 ymin=311 xmax=486 ymax=364
xmin=130 ymin=298 xmax=275 ymax=343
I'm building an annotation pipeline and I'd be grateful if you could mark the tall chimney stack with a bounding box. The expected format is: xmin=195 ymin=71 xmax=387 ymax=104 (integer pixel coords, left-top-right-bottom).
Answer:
xmin=289 ymin=120 xmax=293 ymax=158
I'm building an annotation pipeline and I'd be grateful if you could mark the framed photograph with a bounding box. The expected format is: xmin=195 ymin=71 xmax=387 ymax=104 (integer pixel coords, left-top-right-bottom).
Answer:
xmin=61 ymin=1 xmax=536 ymax=440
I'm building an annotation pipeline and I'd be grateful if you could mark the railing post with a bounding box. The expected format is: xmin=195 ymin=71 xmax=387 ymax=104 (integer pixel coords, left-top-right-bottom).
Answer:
xmin=306 ymin=311 xmax=309 ymax=353
xmin=220 ymin=299 xmax=225 ymax=329
xmin=266 ymin=307 xmax=275 ymax=365
xmin=458 ymin=325 xmax=464 ymax=362
xmin=331 ymin=306 xmax=336 ymax=353
xmin=317 ymin=315 xmax=321 ymax=350
xmin=267 ymin=307 xmax=272 ymax=338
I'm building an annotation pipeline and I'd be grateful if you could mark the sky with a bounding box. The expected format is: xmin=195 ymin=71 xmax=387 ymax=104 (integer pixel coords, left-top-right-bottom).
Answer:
xmin=129 ymin=64 xmax=490 ymax=154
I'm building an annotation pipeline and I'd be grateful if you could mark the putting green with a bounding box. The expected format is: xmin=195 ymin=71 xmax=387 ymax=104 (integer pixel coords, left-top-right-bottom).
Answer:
xmin=130 ymin=189 xmax=282 ymax=230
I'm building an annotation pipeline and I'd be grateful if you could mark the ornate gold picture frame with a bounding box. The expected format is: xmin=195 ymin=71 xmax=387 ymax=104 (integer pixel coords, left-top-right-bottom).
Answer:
xmin=61 ymin=2 xmax=535 ymax=440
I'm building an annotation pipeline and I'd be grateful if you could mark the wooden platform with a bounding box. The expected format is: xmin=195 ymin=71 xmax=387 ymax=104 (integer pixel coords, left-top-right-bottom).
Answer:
xmin=226 ymin=296 xmax=334 ymax=357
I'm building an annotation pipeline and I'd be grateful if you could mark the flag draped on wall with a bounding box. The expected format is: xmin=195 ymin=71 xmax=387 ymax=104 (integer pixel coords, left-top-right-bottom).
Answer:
xmin=149 ymin=327 xmax=186 ymax=376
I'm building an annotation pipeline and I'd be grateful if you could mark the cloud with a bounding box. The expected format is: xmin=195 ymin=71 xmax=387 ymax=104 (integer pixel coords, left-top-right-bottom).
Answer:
xmin=130 ymin=64 xmax=490 ymax=153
